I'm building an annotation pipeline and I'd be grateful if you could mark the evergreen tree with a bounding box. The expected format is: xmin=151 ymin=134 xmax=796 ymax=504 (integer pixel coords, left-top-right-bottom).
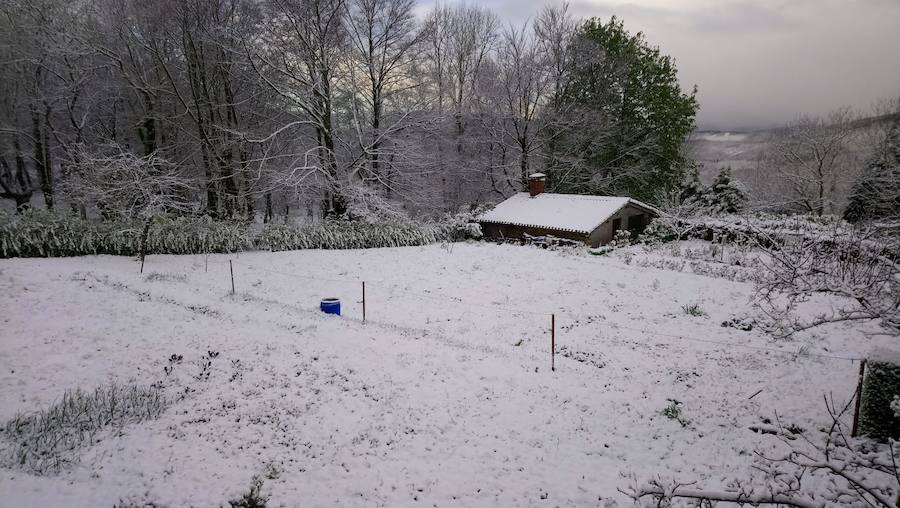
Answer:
xmin=844 ymin=120 xmax=900 ymax=223
xmin=550 ymin=17 xmax=698 ymax=203
xmin=679 ymin=167 xmax=706 ymax=203
xmin=707 ymin=167 xmax=747 ymax=214
xmin=676 ymin=167 xmax=746 ymax=215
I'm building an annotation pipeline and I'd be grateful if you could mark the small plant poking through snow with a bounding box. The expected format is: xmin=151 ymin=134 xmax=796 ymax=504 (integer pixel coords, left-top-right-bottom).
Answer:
xmin=661 ymin=399 xmax=690 ymax=427
xmin=2 ymin=383 xmax=167 ymax=474
xmin=681 ymin=303 xmax=706 ymax=317
xmin=164 ymin=353 xmax=183 ymax=376
xmin=229 ymin=477 xmax=268 ymax=508
xmin=194 ymin=350 xmax=219 ymax=381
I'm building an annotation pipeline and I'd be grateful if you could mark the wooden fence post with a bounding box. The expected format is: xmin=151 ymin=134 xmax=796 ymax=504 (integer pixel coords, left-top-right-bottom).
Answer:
xmin=229 ymin=260 xmax=235 ymax=295
xmin=551 ymin=313 xmax=556 ymax=372
xmin=851 ymin=358 xmax=867 ymax=437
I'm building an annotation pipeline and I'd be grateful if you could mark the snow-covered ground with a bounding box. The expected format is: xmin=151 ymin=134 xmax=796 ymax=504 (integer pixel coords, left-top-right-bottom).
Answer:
xmin=0 ymin=242 xmax=882 ymax=506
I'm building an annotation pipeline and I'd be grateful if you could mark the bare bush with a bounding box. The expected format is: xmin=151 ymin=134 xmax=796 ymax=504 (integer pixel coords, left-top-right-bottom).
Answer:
xmin=621 ymin=396 xmax=900 ymax=507
xmin=65 ymin=145 xmax=195 ymax=220
xmin=753 ymin=224 xmax=900 ymax=338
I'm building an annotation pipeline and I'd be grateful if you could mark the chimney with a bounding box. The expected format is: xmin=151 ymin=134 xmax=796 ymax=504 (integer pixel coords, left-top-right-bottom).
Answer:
xmin=528 ymin=173 xmax=546 ymax=197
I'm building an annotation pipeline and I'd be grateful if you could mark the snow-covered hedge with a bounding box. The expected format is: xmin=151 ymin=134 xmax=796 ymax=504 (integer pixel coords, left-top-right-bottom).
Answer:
xmin=0 ymin=211 xmax=461 ymax=258
xmin=258 ymin=220 xmax=452 ymax=251
xmin=858 ymin=356 xmax=900 ymax=442
xmin=643 ymin=213 xmax=859 ymax=247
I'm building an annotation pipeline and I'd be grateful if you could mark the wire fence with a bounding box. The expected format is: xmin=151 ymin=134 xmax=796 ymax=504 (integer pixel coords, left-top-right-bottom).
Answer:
xmin=183 ymin=255 xmax=867 ymax=366
xmin=139 ymin=252 xmax=876 ymax=435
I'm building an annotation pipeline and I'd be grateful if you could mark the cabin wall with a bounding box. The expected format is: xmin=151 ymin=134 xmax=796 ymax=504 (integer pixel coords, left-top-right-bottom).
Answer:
xmin=480 ymin=223 xmax=589 ymax=244
xmin=588 ymin=205 xmax=653 ymax=247
xmin=481 ymin=204 xmax=655 ymax=248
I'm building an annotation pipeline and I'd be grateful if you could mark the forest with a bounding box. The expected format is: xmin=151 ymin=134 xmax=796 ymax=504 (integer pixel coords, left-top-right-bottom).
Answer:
xmin=0 ymin=0 xmax=701 ymax=223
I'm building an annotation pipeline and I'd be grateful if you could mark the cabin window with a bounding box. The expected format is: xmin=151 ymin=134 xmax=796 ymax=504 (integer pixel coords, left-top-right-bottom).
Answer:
xmin=627 ymin=214 xmax=646 ymax=234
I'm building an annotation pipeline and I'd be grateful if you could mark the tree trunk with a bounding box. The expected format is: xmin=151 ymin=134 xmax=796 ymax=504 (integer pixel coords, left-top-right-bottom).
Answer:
xmin=31 ymin=105 xmax=53 ymax=209
xmin=264 ymin=192 xmax=273 ymax=224
xmin=371 ymin=86 xmax=381 ymax=180
xmin=139 ymin=217 xmax=152 ymax=273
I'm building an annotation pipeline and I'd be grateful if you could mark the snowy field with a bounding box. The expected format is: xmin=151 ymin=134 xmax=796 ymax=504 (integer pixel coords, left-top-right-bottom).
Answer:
xmin=0 ymin=242 xmax=881 ymax=506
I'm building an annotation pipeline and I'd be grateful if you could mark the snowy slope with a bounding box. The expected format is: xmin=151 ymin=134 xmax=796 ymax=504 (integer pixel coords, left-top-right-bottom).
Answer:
xmin=0 ymin=243 xmax=879 ymax=506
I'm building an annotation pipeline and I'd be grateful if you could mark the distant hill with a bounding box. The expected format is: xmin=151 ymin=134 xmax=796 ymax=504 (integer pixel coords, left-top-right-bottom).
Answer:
xmin=686 ymin=112 xmax=899 ymax=185
xmin=685 ymin=130 xmax=771 ymax=184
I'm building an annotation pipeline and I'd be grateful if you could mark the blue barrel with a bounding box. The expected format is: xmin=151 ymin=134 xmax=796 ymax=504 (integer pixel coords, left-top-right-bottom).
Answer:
xmin=320 ymin=297 xmax=341 ymax=316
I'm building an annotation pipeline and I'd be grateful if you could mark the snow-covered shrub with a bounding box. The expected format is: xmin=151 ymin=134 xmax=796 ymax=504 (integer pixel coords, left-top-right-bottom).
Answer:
xmin=688 ymin=260 xmax=754 ymax=282
xmin=721 ymin=317 xmax=755 ymax=331
xmin=0 ymin=210 xmax=252 ymax=257
xmin=858 ymin=356 xmax=900 ymax=441
xmin=257 ymin=217 xmax=450 ymax=251
xmin=611 ymin=228 xmax=632 ymax=247
xmin=632 ymin=257 xmax=687 ymax=272
xmin=229 ymin=477 xmax=268 ymax=508
xmin=642 ymin=212 xmax=854 ymax=247
xmin=147 ymin=216 xmax=252 ymax=254
xmin=681 ymin=303 xmax=705 ymax=317
xmin=440 ymin=204 xmax=490 ymax=241
xmin=2 ymin=383 xmax=168 ymax=474
xmin=0 ymin=211 xmax=463 ymax=257
xmin=464 ymin=222 xmax=483 ymax=240
xmin=143 ymin=272 xmax=188 ymax=283
xmin=660 ymin=399 xmax=689 ymax=427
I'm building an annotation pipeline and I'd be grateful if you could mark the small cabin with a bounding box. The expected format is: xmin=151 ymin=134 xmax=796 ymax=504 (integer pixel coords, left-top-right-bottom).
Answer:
xmin=477 ymin=174 xmax=659 ymax=247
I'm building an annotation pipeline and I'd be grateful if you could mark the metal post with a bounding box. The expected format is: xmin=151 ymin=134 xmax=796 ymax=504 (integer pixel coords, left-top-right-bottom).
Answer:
xmin=551 ymin=313 xmax=556 ymax=372
xmin=229 ymin=260 xmax=235 ymax=295
xmin=362 ymin=281 xmax=366 ymax=323
xmin=851 ymin=358 xmax=867 ymax=437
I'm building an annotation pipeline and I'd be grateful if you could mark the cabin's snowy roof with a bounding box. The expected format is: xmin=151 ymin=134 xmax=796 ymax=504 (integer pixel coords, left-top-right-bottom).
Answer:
xmin=478 ymin=193 xmax=658 ymax=234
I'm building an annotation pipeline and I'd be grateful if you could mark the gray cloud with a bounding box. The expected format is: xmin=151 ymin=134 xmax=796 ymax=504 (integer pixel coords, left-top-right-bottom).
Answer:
xmin=421 ymin=0 xmax=900 ymax=130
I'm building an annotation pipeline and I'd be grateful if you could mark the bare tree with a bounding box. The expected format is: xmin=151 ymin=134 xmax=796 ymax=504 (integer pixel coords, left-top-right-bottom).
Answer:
xmin=64 ymin=143 xmax=195 ymax=266
xmin=250 ymin=0 xmax=348 ymax=216
xmin=494 ymin=21 xmax=551 ymax=184
xmin=344 ymin=0 xmax=422 ymax=189
xmin=765 ymin=109 xmax=862 ymax=216
xmin=845 ymin=99 xmax=900 ymax=226
xmin=420 ymin=4 xmax=499 ymax=208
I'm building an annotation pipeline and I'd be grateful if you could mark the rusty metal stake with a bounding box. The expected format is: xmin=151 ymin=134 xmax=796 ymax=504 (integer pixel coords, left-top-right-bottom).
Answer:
xmin=362 ymin=281 xmax=366 ymax=323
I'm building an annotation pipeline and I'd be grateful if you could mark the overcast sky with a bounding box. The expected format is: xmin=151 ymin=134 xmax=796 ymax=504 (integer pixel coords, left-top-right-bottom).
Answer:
xmin=419 ymin=0 xmax=900 ymax=130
